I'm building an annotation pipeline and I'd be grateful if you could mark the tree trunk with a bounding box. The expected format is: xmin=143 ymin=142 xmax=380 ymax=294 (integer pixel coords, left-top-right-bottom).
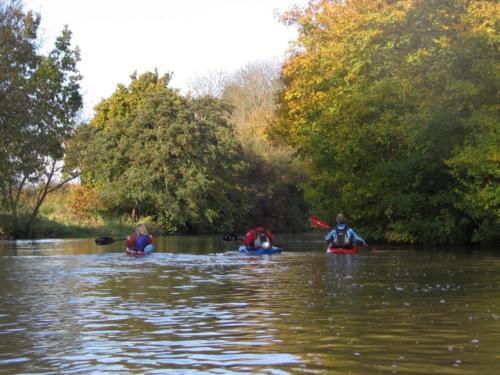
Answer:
xmin=26 ymin=163 xmax=80 ymax=238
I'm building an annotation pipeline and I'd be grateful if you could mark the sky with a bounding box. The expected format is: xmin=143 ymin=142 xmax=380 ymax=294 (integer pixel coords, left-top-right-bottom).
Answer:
xmin=23 ymin=0 xmax=305 ymax=117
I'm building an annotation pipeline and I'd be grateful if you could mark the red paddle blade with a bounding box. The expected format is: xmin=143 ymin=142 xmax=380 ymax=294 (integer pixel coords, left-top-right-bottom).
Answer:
xmin=310 ymin=216 xmax=330 ymax=230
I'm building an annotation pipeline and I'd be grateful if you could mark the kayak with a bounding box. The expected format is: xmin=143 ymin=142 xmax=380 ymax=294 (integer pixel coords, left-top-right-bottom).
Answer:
xmin=238 ymin=245 xmax=282 ymax=255
xmin=326 ymin=245 xmax=359 ymax=254
xmin=126 ymin=248 xmax=148 ymax=257
xmin=126 ymin=244 xmax=154 ymax=256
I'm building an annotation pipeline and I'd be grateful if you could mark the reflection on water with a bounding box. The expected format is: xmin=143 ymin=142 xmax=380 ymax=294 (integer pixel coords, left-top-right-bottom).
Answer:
xmin=0 ymin=234 xmax=229 ymax=256
xmin=0 ymin=235 xmax=499 ymax=374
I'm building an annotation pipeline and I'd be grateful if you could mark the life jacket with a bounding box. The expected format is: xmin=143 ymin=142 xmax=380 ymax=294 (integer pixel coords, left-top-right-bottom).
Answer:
xmin=254 ymin=228 xmax=270 ymax=248
xmin=134 ymin=234 xmax=150 ymax=251
xmin=333 ymin=224 xmax=352 ymax=248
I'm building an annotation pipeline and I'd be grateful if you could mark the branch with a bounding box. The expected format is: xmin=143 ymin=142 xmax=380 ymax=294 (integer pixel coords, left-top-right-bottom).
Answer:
xmin=34 ymin=159 xmax=57 ymax=207
xmin=46 ymin=171 xmax=81 ymax=194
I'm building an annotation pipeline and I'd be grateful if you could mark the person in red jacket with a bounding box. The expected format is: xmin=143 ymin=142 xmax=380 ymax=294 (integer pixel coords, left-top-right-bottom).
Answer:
xmin=243 ymin=225 xmax=273 ymax=249
xmin=127 ymin=223 xmax=154 ymax=253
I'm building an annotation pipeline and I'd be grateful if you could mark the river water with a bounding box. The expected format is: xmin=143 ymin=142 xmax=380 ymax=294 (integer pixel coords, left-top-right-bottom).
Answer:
xmin=0 ymin=234 xmax=499 ymax=374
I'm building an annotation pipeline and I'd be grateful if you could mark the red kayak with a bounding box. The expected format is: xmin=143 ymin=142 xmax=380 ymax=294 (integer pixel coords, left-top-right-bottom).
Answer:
xmin=326 ymin=245 xmax=359 ymax=254
xmin=126 ymin=248 xmax=147 ymax=257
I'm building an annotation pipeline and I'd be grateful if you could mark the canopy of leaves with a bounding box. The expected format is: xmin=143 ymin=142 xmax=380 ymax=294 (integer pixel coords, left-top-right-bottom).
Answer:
xmin=272 ymin=0 xmax=499 ymax=244
xmin=0 ymin=0 xmax=82 ymax=236
xmin=67 ymin=71 xmax=247 ymax=233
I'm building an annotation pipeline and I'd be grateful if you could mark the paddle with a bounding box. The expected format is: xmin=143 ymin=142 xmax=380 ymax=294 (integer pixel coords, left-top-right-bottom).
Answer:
xmin=95 ymin=231 xmax=177 ymax=246
xmin=222 ymin=233 xmax=243 ymax=242
xmin=310 ymin=215 xmax=379 ymax=252
xmin=310 ymin=215 xmax=331 ymax=231
xmin=95 ymin=236 xmax=126 ymax=245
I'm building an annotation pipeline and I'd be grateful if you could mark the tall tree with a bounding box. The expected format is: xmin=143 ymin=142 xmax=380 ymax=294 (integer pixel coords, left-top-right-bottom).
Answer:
xmin=222 ymin=61 xmax=309 ymax=232
xmin=223 ymin=60 xmax=281 ymax=143
xmin=67 ymin=71 xmax=246 ymax=233
xmin=272 ymin=0 xmax=499 ymax=244
xmin=0 ymin=0 xmax=82 ymax=237
xmin=185 ymin=61 xmax=310 ymax=232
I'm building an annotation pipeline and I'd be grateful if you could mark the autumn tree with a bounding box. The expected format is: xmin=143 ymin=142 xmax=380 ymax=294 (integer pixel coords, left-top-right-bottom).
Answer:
xmin=222 ymin=61 xmax=309 ymax=231
xmin=272 ymin=0 xmax=499 ymax=244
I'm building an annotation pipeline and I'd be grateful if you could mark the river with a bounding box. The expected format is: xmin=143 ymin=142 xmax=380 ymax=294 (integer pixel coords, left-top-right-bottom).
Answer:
xmin=0 ymin=234 xmax=499 ymax=374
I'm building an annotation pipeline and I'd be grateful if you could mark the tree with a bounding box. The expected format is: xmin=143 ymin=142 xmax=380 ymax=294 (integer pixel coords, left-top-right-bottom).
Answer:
xmin=182 ymin=61 xmax=310 ymax=232
xmin=67 ymin=71 xmax=246 ymax=233
xmin=187 ymin=69 xmax=229 ymax=98
xmin=222 ymin=60 xmax=309 ymax=232
xmin=448 ymin=109 xmax=500 ymax=244
xmin=223 ymin=60 xmax=281 ymax=142
xmin=0 ymin=1 xmax=82 ymax=237
xmin=272 ymin=0 xmax=499 ymax=244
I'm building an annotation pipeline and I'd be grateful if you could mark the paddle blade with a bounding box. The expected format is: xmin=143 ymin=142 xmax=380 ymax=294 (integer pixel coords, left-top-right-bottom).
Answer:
xmin=310 ymin=216 xmax=331 ymax=230
xmin=95 ymin=237 xmax=114 ymax=245
xmin=222 ymin=233 xmax=238 ymax=242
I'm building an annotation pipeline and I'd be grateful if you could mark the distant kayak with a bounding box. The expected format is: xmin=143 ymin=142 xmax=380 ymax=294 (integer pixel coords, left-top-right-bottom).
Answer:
xmin=238 ymin=245 xmax=282 ymax=255
xmin=326 ymin=245 xmax=359 ymax=254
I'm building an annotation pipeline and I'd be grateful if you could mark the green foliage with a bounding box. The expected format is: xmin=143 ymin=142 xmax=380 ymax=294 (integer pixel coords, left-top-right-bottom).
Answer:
xmin=0 ymin=1 xmax=82 ymax=236
xmin=0 ymin=213 xmax=93 ymax=239
xmin=65 ymin=64 xmax=310 ymax=235
xmin=273 ymin=0 xmax=499 ymax=244
xmin=448 ymin=106 xmax=500 ymax=244
xmin=68 ymin=72 xmax=246 ymax=233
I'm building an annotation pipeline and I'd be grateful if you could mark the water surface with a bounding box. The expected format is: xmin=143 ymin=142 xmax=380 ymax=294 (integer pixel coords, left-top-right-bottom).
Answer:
xmin=0 ymin=235 xmax=499 ymax=374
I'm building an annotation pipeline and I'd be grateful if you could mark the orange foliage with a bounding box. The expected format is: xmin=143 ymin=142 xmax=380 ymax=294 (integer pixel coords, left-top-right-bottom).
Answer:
xmin=66 ymin=185 xmax=104 ymax=223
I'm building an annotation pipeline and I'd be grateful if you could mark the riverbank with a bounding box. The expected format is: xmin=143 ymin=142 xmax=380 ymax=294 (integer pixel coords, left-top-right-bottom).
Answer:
xmin=0 ymin=185 xmax=167 ymax=239
xmin=0 ymin=214 xmax=140 ymax=240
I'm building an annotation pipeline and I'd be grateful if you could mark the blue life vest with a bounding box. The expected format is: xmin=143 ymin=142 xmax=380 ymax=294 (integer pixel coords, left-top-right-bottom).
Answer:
xmin=134 ymin=235 xmax=150 ymax=251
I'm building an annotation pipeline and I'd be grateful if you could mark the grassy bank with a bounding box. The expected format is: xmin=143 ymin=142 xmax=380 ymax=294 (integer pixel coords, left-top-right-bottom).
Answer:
xmin=0 ymin=184 xmax=167 ymax=239
xmin=0 ymin=213 xmax=138 ymax=239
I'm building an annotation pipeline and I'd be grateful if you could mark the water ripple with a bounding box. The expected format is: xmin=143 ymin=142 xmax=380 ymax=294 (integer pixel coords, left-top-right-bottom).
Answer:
xmin=0 ymin=238 xmax=499 ymax=374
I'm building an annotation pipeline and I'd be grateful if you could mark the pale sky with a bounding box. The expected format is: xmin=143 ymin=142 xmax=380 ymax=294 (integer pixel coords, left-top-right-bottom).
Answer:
xmin=23 ymin=0 xmax=304 ymax=117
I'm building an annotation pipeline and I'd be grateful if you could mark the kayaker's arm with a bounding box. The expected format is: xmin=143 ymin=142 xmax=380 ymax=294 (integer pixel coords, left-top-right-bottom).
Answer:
xmin=243 ymin=230 xmax=256 ymax=246
xmin=325 ymin=229 xmax=336 ymax=242
xmin=266 ymin=228 xmax=273 ymax=243
xmin=349 ymin=228 xmax=367 ymax=246
xmin=126 ymin=234 xmax=137 ymax=248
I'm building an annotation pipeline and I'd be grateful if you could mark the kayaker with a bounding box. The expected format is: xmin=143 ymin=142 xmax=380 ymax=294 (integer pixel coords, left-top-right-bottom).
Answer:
xmin=325 ymin=213 xmax=366 ymax=248
xmin=243 ymin=224 xmax=273 ymax=249
xmin=127 ymin=223 xmax=154 ymax=253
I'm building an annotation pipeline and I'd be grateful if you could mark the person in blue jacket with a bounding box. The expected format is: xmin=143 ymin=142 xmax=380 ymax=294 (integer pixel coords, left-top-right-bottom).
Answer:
xmin=325 ymin=213 xmax=366 ymax=248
